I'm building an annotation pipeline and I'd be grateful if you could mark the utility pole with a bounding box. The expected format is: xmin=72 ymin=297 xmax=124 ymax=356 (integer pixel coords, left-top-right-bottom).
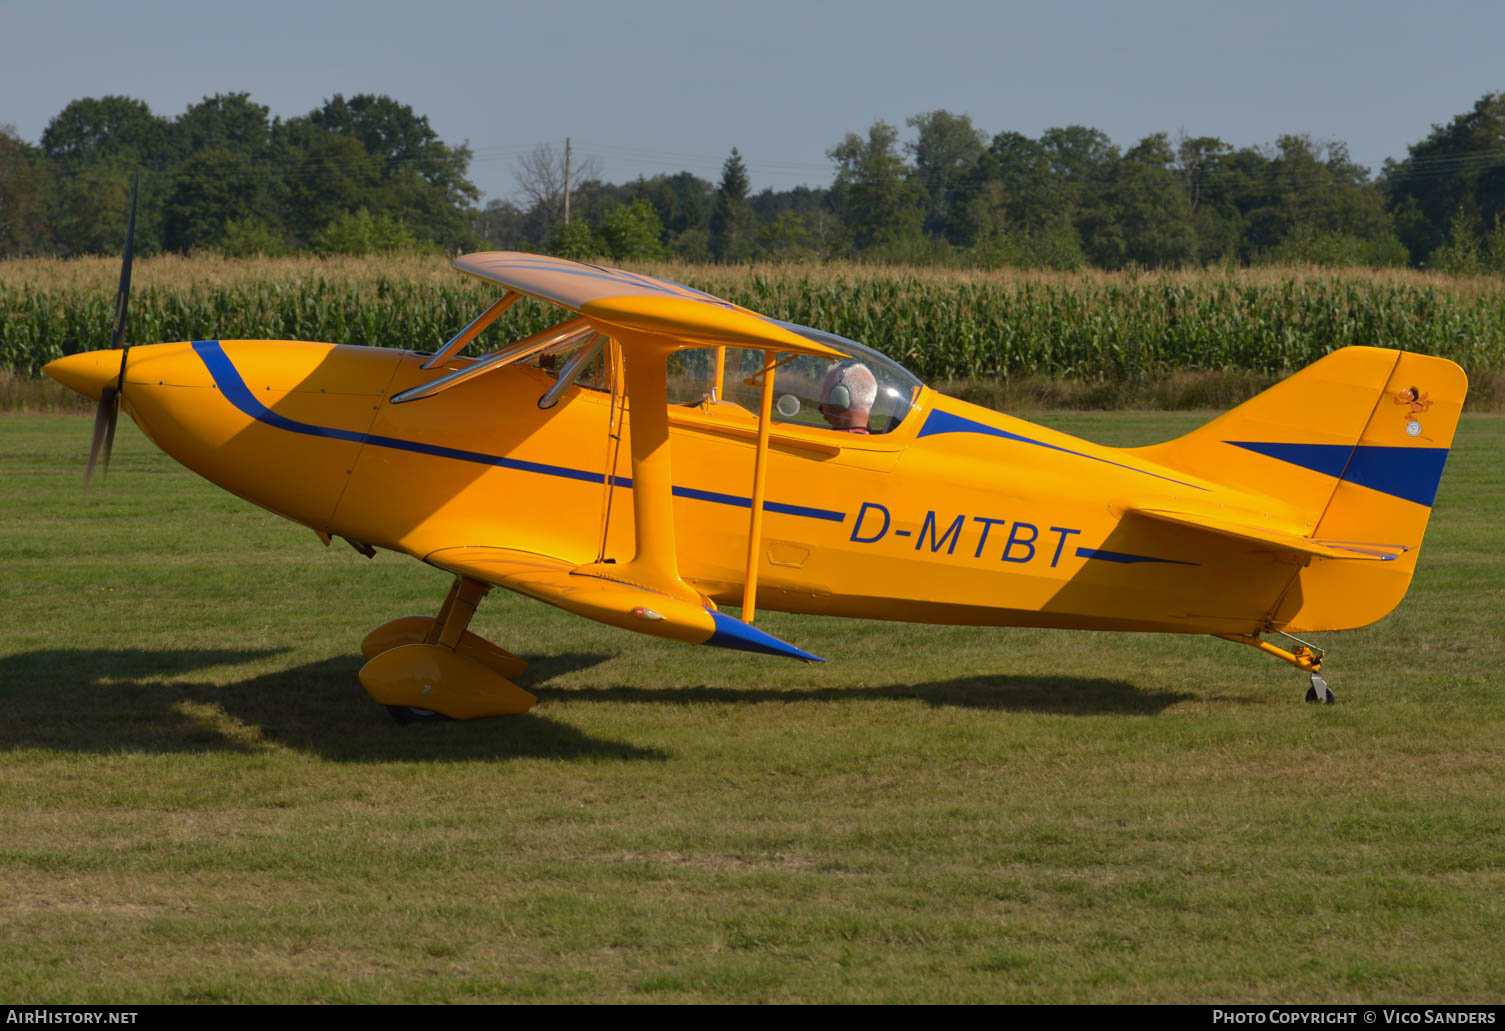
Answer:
xmin=563 ymin=137 xmax=572 ymax=225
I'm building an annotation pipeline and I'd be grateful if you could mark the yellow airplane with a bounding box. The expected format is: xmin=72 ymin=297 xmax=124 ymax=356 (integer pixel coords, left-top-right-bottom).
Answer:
xmin=46 ymin=251 xmax=1467 ymax=721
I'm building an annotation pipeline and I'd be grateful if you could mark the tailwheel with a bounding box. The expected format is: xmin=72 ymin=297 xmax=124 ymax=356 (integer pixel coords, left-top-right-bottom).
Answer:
xmin=1305 ymin=672 xmax=1335 ymax=705
xmin=1215 ymin=630 xmax=1333 ymax=704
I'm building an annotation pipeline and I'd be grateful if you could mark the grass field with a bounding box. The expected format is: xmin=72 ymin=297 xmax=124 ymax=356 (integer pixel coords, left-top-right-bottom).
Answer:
xmin=2 ymin=412 xmax=1502 ymax=1004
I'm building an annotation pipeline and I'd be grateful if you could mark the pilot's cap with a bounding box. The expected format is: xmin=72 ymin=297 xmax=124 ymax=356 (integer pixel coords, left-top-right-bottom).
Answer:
xmin=820 ymin=360 xmax=877 ymax=412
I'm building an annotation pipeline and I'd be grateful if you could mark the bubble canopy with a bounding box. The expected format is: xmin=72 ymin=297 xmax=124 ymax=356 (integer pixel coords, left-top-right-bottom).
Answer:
xmin=527 ymin=314 xmax=926 ymax=436
xmin=750 ymin=318 xmax=925 ymax=435
xmin=766 ymin=319 xmax=925 ymax=393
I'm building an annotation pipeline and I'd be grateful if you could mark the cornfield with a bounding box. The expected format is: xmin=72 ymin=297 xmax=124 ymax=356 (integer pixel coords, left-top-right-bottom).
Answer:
xmin=3 ymin=254 xmax=1502 ymax=381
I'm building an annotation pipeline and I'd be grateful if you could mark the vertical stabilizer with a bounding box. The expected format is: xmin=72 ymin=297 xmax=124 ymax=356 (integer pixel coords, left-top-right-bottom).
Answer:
xmin=1278 ymin=350 xmax=1466 ymax=630
xmin=1131 ymin=346 xmax=1467 ymax=631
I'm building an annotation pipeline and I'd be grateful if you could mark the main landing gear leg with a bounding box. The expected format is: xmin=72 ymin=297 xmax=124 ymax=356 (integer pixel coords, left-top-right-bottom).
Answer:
xmin=1215 ymin=632 xmax=1333 ymax=705
xmin=358 ymin=575 xmax=536 ymax=722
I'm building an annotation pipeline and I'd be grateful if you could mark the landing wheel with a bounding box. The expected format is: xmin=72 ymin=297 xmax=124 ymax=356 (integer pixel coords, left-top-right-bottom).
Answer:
xmin=385 ymin=705 xmax=454 ymax=726
xmin=1305 ymin=672 xmax=1335 ymax=705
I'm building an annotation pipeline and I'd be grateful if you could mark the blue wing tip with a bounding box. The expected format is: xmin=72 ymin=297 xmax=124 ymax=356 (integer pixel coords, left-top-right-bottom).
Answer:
xmin=706 ymin=610 xmax=824 ymax=662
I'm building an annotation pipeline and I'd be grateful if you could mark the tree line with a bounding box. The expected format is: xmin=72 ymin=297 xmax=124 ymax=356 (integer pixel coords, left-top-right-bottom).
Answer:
xmin=2 ymin=91 xmax=1503 ymax=272
xmin=0 ymin=93 xmax=477 ymax=258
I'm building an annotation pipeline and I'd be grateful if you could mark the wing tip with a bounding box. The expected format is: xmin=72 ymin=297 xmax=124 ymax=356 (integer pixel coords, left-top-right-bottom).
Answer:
xmin=706 ymin=610 xmax=824 ymax=662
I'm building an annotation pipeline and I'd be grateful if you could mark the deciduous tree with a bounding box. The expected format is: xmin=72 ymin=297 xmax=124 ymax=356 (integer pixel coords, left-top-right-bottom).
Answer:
xmin=906 ymin=110 xmax=986 ymax=237
xmin=600 ymin=198 xmax=667 ymax=260
xmin=1385 ymin=91 xmax=1505 ymax=263
xmin=828 ymin=122 xmax=923 ymax=253
xmin=1078 ymin=134 xmax=1197 ymax=268
xmin=0 ymin=126 xmax=49 ymax=256
xmin=514 ymin=142 xmax=602 ymax=232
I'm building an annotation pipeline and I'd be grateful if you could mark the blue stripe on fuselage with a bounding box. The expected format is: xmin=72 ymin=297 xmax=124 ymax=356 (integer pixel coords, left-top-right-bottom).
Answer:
xmin=918 ymin=408 xmax=1209 ymax=491
xmin=1075 ymin=547 xmax=1199 ymax=566
xmin=191 ymin=340 xmax=845 ymax=522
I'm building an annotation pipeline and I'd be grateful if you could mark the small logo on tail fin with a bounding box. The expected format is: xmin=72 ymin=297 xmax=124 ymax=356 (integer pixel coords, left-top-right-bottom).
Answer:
xmin=1395 ymin=386 xmax=1433 ymax=435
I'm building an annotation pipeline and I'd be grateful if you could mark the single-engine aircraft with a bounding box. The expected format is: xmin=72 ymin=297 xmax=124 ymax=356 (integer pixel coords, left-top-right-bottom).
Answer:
xmin=47 ymin=241 xmax=1466 ymax=721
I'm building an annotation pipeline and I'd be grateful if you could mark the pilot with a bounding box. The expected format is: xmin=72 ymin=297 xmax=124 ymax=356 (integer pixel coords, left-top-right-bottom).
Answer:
xmin=819 ymin=360 xmax=877 ymax=434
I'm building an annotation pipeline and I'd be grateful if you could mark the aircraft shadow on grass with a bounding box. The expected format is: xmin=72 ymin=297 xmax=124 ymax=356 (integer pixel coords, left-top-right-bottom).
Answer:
xmin=0 ymin=647 xmax=1194 ymax=762
xmin=0 ymin=647 xmax=655 ymax=763
xmin=533 ymin=675 xmax=1195 ymax=716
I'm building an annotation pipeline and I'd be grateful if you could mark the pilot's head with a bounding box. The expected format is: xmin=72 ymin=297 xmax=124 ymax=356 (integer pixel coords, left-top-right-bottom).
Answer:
xmin=819 ymin=360 xmax=877 ymax=433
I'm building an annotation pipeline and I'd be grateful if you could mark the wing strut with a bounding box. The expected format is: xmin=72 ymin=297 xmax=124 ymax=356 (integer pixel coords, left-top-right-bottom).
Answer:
xmin=711 ymin=346 xmax=727 ymax=401
xmin=594 ymin=339 xmax=627 ymax=564
xmin=422 ymin=291 xmax=519 ymax=369
xmin=741 ymin=350 xmax=777 ymax=622
xmin=393 ymin=317 xmax=591 ymax=404
xmin=575 ymin=337 xmax=787 ymax=622
xmin=574 ymin=329 xmax=701 ymax=604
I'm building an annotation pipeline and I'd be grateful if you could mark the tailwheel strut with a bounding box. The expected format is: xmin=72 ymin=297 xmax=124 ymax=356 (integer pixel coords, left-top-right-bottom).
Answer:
xmin=1216 ymin=630 xmax=1333 ymax=705
xmin=358 ymin=575 xmax=537 ymax=722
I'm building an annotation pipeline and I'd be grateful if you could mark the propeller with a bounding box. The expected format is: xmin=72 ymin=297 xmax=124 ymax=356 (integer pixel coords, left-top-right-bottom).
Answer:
xmin=84 ymin=171 xmax=139 ymax=494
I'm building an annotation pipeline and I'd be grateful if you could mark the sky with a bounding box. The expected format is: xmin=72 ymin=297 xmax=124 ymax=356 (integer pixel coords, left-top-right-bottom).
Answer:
xmin=3 ymin=0 xmax=1502 ymax=204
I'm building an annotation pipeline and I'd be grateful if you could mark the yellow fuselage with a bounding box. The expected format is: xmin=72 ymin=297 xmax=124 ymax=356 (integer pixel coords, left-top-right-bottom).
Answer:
xmin=83 ymin=338 xmax=1349 ymax=640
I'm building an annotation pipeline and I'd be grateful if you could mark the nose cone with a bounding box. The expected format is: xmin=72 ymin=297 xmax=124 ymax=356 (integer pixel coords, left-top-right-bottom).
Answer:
xmin=45 ymin=349 xmax=122 ymax=402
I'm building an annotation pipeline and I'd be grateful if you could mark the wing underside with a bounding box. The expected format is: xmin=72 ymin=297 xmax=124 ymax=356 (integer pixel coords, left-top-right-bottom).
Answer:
xmin=426 ymin=546 xmax=823 ymax=662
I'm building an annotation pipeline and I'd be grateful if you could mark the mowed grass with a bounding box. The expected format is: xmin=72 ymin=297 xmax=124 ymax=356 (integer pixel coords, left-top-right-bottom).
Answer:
xmin=1 ymin=412 xmax=1502 ymax=1004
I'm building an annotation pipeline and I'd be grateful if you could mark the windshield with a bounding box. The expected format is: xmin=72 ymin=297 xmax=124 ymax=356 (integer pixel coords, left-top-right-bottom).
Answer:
xmin=665 ymin=320 xmax=922 ymax=435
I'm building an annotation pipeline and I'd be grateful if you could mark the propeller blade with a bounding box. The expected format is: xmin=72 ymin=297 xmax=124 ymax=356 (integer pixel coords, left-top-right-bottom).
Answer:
xmin=84 ymin=387 xmax=117 ymax=494
xmin=110 ymin=173 xmax=138 ymax=354
xmin=83 ymin=172 xmax=138 ymax=497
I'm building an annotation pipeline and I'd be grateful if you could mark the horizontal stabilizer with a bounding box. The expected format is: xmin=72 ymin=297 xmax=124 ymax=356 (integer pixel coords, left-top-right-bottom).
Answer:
xmin=426 ymin=546 xmax=822 ymax=662
xmin=1130 ymin=507 xmax=1406 ymax=562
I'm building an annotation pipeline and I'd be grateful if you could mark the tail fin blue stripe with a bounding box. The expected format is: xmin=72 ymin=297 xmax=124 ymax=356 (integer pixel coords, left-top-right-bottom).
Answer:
xmin=1226 ymin=441 xmax=1449 ymax=507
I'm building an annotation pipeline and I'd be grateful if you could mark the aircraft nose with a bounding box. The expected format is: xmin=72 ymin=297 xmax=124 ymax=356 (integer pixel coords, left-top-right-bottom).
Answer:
xmin=44 ymin=349 xmax=121 ymax=402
